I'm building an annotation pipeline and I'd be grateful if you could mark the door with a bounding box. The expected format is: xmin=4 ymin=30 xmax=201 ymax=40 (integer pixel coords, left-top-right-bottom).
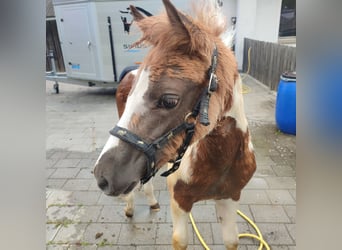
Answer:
xmin=58 ymin=4 xmax=97 ymax=80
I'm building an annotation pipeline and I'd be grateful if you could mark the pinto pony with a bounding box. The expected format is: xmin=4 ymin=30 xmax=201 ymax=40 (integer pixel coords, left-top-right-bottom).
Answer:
xmin=94 ymin=0 xmax=256 ymax=249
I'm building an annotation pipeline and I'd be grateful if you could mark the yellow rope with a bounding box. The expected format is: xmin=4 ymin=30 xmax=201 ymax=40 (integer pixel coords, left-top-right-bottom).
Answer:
xmin=189 ymin=213 xmax=210 ymax=250
xmin=189 ymin=209 xmax=271 ymax=250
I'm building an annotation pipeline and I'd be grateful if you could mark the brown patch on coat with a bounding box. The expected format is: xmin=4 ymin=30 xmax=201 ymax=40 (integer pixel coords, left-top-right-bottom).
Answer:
xmin=116 ymin=72 xmax=135 ymax=117
xmin=173 ymin=117 xmax=256 ymax=212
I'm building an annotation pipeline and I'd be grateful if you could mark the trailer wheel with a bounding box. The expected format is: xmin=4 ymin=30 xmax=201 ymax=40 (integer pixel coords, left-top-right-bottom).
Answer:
xmin=53 ymin=82 xmax=59 ymax=94
xmin=118 ymin=65 xmax=139 ymax=82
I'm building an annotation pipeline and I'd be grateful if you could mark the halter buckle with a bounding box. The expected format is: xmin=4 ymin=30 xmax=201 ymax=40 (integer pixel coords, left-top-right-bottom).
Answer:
xmin=208 ymin=73 xmax=218 ymax=94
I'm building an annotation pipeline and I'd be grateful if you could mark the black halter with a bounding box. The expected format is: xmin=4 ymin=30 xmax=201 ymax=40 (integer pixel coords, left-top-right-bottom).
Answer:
xmin=110 ymin=46 xmax=218 ymax=184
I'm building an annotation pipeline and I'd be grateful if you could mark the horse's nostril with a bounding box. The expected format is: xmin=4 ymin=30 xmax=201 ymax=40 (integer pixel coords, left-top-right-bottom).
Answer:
xmin=98 ymin=176 xmax=109 ymax=191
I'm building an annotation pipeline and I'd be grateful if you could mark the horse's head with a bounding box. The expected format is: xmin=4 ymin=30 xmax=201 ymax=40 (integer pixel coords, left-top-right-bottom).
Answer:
xmin=94 ymin=0 xmax=236 ymax=196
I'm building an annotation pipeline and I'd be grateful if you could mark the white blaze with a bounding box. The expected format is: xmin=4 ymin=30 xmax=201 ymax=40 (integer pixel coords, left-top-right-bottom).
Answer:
xmin=96 ymin=68 xmax=150 ymax=163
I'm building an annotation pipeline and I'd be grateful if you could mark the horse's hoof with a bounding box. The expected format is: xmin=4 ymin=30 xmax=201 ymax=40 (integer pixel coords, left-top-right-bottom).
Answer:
xmin=150 ymin=203 xmax=160 ymax=211
xmin=125 ymin=211 xmax=133 ymax=217
xmin=125 ymin=210 xmax=134 ymax=217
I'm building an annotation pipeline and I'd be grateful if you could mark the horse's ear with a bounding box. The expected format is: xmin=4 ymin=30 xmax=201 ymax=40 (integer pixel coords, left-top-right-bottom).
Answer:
xmin=162 ymin=0 xmax=190 ymax=42
xmin=130 ymin=5 xmax=145 ymax=21
xmin=162 ymin=0 xmax=208 ymax=55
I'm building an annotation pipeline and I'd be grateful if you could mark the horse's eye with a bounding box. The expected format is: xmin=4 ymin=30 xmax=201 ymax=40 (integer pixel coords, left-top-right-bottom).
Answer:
xmin=158 ymin=94 xmax=179 ymax=109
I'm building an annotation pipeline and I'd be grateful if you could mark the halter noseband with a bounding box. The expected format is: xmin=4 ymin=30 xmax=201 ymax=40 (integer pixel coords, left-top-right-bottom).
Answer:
xmin=109 ymin=45 xmax=218 ymax=184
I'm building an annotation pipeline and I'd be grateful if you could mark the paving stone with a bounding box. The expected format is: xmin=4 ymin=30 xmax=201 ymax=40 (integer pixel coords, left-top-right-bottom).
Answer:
xmin=47 ymin=179 xmax=67 ymax=189
xmin=264 ymin=177 xmax=296 ymax=189
xmin=156 ymin=223 xmax=195 ymax=245
xmin=83 ymin=223 xmax=121 ymax=244
xmin=63 ymin=179 xmax=94 ymax=191
xmin=191 ymin=204 xmax=217 ymax=222
xmin=250 ymin=205 xmax=290 ymax=223
xmin=50 ymin=168 xmax=80 ymax=179
xmin=117 ymin=223 xmax=157 ymax=245
xmin=76 ymin=168 xmax=94 ymax=179
xmin=53 ymin=223 xmax=87 ymax=244
xmin=244 ymin=177 xmax=269 ymax=189
xmin=47 ymin=168 xmax=57 ymax=178
xmin=77 ymin=158 xmax=96 ymax=168
xmin=211 ymin=222 xmax=252 ymax=245
xmin=283 ymin=205 xmax=296 ymax=223
xmin=240 ymin=190 xmax=271 ymax=204
xmin=237 ymin=205 xmax=255 ymax=223
xmin=66 ymin=151 xmax=88 ymax=159
xmin=67 ymin=245 xmax=97 ymax=250
xmin=131 ymin=189 xmax=161 ymax=205
xmin=73 ymin=205 xmax=103 ymax=223
xmin=68 ymin=191 xmax=101 ymax=205
xmin=254 ymin=223 xmax=294 ymax=245
xmin=101 ymin=246 xmax=136 ymax=250
xmin=54 ymin=159 xmax=81 ymax=168
xmin=46 ymin=244 xmax=69 ymax=250
xmin=47 ymin=158 xmax=59 ymax=168
xmin=255 ymin=156 xmax=276 ymax=166
xmin=254 ymin=164 xmax=277 ymax=176
xmin=46 ymin=189 xmax=73 ymax=207
xmin=137 ymin=246 xmax=170 ymax=250
xmin=155 ymin=223 xmax=175 ymax=245
xmin=47 ymin=224 xmax=61 ymax=242
xmin=128 ymin=205 xmax=167 ymax=224
xmin=97 ymin=193 xmax=124 ymax=205
xmin=272 ymin=165 xmax=296 ymax=177
xmin=192 ymin=222 xmax=214 ymax=245
xmin=49 ymin=150 xmax=69 ymax=159
xmin=288 ymin=189 xmax=296 ymax=201
xmin=158 ymin=190 xmax=171 ymax=205
xmin=98 ymin=205 xmax=128 ymax=223
xmin=286 ymin=223 xmax=296 ymax=243
xmin=152 ymin=175 xmax=168 ymax=190
xmin=88 ymin=179 xmax=100 ymax=191
xmin=46 ymin=205 xmax=79 ymax=222
xmin=266 ymin=190 xmax=296 ymax=205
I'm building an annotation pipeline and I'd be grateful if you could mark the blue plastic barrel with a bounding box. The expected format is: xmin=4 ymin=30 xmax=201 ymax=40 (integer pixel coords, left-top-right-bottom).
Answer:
xmin=275 ymin=71 xmax=296 ymax=135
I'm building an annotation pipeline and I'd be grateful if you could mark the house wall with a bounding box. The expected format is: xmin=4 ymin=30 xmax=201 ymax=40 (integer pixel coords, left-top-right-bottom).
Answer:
xmin=234 ymin=0 xmax=282 ymax=69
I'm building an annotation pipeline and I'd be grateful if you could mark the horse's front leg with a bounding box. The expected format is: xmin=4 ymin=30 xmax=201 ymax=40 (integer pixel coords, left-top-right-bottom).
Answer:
xmin=170 ymin=197 xmax=189 ymax=250
xmin=215 ymin=198 xmax=239 ymax=250
xmin=123 ymin=191 xmax=135 ymax=217
xmin=167 ymin=170 xmax=190 ymax=250
xmin=143 ymin=178 xmax=160 ymax=211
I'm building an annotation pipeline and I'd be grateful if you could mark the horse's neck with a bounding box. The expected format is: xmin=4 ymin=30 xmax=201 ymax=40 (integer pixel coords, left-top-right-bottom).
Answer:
xmin=194 ymin=73 xmax=249 ymax=167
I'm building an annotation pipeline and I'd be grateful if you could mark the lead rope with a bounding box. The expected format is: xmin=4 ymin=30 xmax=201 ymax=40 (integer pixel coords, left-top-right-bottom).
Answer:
xmin=189 ymin=210 xmax=270 ymax=250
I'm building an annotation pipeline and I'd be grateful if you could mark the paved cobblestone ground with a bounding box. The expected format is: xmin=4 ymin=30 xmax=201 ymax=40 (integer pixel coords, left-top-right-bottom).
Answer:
xmin=46 ymin=74 xmax=296 ymax=249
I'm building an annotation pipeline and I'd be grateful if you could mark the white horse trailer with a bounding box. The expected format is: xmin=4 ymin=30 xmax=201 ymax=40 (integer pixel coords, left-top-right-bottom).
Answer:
xmin=47 ymin=0 xmax=232 ymax=93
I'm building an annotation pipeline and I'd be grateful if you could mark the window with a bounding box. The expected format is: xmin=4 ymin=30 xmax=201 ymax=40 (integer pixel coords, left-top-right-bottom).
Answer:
xmin=279 ymin=0 xmax=296 ymax=37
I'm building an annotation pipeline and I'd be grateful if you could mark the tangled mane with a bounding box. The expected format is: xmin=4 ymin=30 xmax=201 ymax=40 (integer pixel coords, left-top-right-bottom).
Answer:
xmin=130 ymin=0 xmax=239 ymax=138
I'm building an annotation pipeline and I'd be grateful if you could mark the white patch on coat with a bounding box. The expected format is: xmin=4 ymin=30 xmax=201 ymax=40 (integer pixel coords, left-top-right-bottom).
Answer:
xmin=248 ymin=139 xmax=254 ymax=152
xmin=175 ymin=141 xmax=198 ymax=184
xmin=225 ymin=76 xmax=248 ymax=133
xmin=130 ymin=69 xmax=138 ymax=76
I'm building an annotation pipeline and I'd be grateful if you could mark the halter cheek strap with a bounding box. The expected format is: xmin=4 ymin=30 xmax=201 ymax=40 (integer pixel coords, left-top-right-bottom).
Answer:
xmin=109 ymin=45 xmax=218 ymax=184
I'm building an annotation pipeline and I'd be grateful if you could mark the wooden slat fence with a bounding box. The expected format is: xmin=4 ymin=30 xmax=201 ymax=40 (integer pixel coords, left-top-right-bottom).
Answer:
xmin=46 ymin=20 xmax=65 ymax=72
xmin=243 ymin=38 xmax=296 ymax=90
